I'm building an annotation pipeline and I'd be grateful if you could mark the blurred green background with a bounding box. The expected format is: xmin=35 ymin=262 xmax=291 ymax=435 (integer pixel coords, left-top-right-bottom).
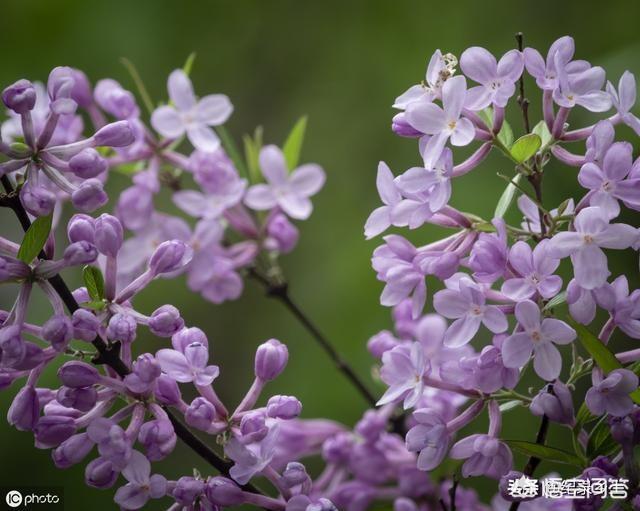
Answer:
xmin=1 ymin=0 xmax=640 ymax=508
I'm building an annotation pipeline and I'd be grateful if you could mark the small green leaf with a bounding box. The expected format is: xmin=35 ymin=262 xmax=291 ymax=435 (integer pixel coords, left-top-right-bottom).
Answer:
xmin=182 ymin=52 xmax=197 ymax=76
xmin=504 ymin=440 xmax=584 ymax=468
xmin=543 ymin=291 xmax=567 ymax=311
xmin=499 ymin=400 xmax=523 ymax=413
xmin=216 ymin=126 xmax=248 ymax=178
xmin=83 ymin=266 xmax=105 ymax=302
xmin=532 ymin=120 xmax=552 ymax=148
xmin=17 ymin=214 xmax=53 ymax=263
xmin=477 ymin=108 xmax=493 ymax=130
xmin=283 ymin=116 xmax=307 ymax=170
xmin=586 ymin=415 xmax=620 ymax=458
xmin=575 ymin=403 xmax=598 ymax=428
xmin=510 ymin=133 xmax=541 ymax=163
xmin=243 ymin=126 xmax=263 ymax=184
xmin=569 ymin=319 xmax=621 ymax=374
xmin=497 ymin=120 xmax=514 ymax=149
xmin=494 ymin=173 xmax=522 ymax=218
xmin=80 ymin=300 xmax=106 ymax=311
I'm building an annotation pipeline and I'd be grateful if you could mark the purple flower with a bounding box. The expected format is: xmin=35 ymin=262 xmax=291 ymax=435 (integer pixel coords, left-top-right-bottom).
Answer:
xmin=585 ymin=369 xmax=638 ymax=417
xmin=518 ymin=195 xmax=574 ymax=235
xmin=156 ymin=342 xmax=220 ymax=386
xmin=502 ymin=300 xmax=576 ymax=381
xmin=265 ymin=212 xmax=299 ymax=253
xmin=244 ymin=145 xmax=325 ymax=220
xmin=578 ymin=141 xmax=640 ymax=218
xmin=433 ymin=274 xmax=508 ymax=348
xmin=94 ymin=79 xmax=139 ymax=119
xmin=468 ymin=219 xmax=508 ymax=284
xmin=607 ymin=71 xmax=640 ymax=135
xmin=606 ymin=275 xmax=640 ymax=338
xmin=151 ymin=69 xmax=233 ymax=152
xmin=138 ymin=419 xmax=176 ymax=461
xmin=393 ymin=50 xmax=450 ymax=109
xmin=172 ymin=476 xmax=205 ymax=506
xmin=225 ymin=425 xmax=279 ymax=485
xmin=449 ymin=434 xmax=512 ymax=479
xmin=405 ymin=409 xmax=450 ymax=471
xmin=553 ymin=55 xmax=611 ymax=112
xmin=523 ymin=36 xmax=579 ymax=91
xmin=405 ymin=76 xmax=474 ymax=167
xmin=460 ymin=47 xmax=524 ymax=109
xmin=546 ymin=206 xmax=637 ymax=289
xmin=364 ymin=161 xmax=402 ymax=239
xmin=173 ymin=169 xmax=246 ymax=219
xmin=501 ymin=240 xmax=562 ymax=301
xmin=87 ymin=418 xmax=132 ymax=470
xmin=113 ymin=451 xmax=167 ymax=510
xmin=85 ymin=457 xmax=118 ymax=489
xmin=377 ymin=343 xmax=429 ymax=409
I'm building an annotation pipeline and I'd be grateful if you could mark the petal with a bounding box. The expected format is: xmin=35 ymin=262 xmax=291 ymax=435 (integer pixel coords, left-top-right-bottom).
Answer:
xmin=574 ymin=206 xmax=609 ymax=235
xmin=406 ymin=102 xmax=446 ymax=134
xmin=244 ymin=184 xmax=277 ymax=211
xmin=533 ymin=342 xmax=561 ymax=381
xmin=196 ymin=94 xmax=233 ymax=125
xmin=464 ymin=85 xmax=493 ymax=111
xmin=422 ymin=131 xmax=449 ymax=168
xmin=514 ymin=300 xmax=541 ymax=330
xmin=546 ymin=232 xmax=583 ymax=258
xmin=442 ymin=75 xmax=467 ymax=120
xmin=603 ymin=142 xmax=633 ymax=181
xmin=195 ymin=365 xmax=220 ymax=386
xmin=168 ymin=69 xmax=196 ymax=111
xmin=114 ymin=484 xmax=149 ymax=510
xmin=433 ymin=289 xmax=469 ymax=318
xmin=508 ymin=241 xmax=534 ymax=276
xmin=155 ymin=349 xmax=192 ymax=382
xmin=396 ymin=167 xmax=437 ymax=195
xmin=482 ymin=306 xmax=508 ymax=333
xmin=393 ymin=84 xmax=428 ymax=109
xmin=460 ymin=47 xmax=497 ymax=84
xmin=187 ymin=124 xmax=220 ymax=152
xmin=572 ymin=245 xmax=609 ymax=290
xmin=279 ymin=193 xmax=313 ymax=220
xmin=443 ymin=316 xmax=481 ymax=348
xmin=172 ymin=190 xmax=208 ymax=218
xmin=449 ymin=434 xmax=483 ymax=459
xmin=497 ymin=50 xmax=524 ymax=82
xmin=540 ymin=318 xmax=576 ymax=345
xmin=538 ymin=275 xmax=563 ymax=299
xmin=578 ymin=162 xmax=604 ymax=190
xmin=575 ymin=91 xmax=612 ymax=112
xmin=184 ymin=343 xmax=209 ymax=369
xmin=615 ymin=179 xmax=640 ymax=209
xmin=501 ymin=278 xmax=535 ymax=301
xmin=502 ymin=332 xmax=533 ymax=368
xmin=377 ymin=161 xmax=402 ymax=203
xmin=289 ymin=164 xmax=325 ymax=197
xmin=122 ymin=451 xmax=151 ymax=485
xmin=450 ymin=117 xmax=475 ymax=146
xmin=523 ymin=48 xmax=546 ymax=81
xmin=594 ymin=223 xmax=638 ymax=249
xmin=259 ymin=145 xmax=288 ymax=185
xmin=364 ymin=206 xmax=391 ymax=239
xmin=150 ymin=106 xmax=184 ymax=139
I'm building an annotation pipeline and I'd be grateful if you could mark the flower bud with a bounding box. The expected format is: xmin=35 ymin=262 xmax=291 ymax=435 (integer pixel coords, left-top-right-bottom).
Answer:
xmin=530 ymin=381 xmax=575 ymax=426
xmin=185 ymin=397 xmax=216 ymax=432
xmin=72 ymin=309 xmax=100 ymax=341
xmin=149 ymin=305 xmax=184 ymax=337
xmin=2 ymin=79 xmax=37 ymax=113
xmin=57 ymin=361 xmax=101 ymax=388
xmin=94 ymin=79 xmax=138 ymax=119
xmin=205 ymin=477 xmax=244 ymax=507
xmin=367 ymin=330 xmax=398 ymax=358
xmin=56 ymin=386 xmax=97 ymax=412
xmin=68 ymin=148 xmax=107 ymax=179
xmin=172 ymin=477 xmax=205 ymax=506
xmin=20 ymin=185 xmax=55 ymax=217
xmin=85 ymin=457 xmax=118 ymax=489
xmin=610 ymin=415 xmax=635 ymax=447
xmin=322 ymin=432 xmax=353 ymax=463
xmin=73 ymin=287 xmax=91 ymax=304
xmin=52 ymin=432 xmax=94 ymax=468
xmin=171 ymin=327 xmax=208 ymax=352
xmin=106 ymin=313 xmax=137 ymax=343
xmin=266 ymin=395 xmax=302 ymax=420
xmin=94 ymin=120 xmax=135 ymax=147
xmin=42 ymin=314 xmax=74 ymax=351
xmin=93 ymin=214 xmax=123 ymax=257
xmin=67 ymin=214 xmax=95 ymax=244
xmin=138 ymin=419 xmax=176 ymax=461
xmin=12 ymin=341 xmax=45 ymax=371
xmin=49 ymin=67 xmax=92 ymax=108
xmin=255 ymin=339 xmax=288 ymax=381
xmin=125 ymin=354 xmax=161 ymax=393
xmin=394 ymin=498 xmax=418 ymax=511
xmin=149 ymin=240 xmax=192 ymax=276
xmin=0 ymin=325 xmax=26 ymax=368
xmin=115 ymin=185 xmax=154 ymax=231
xmin=391 ymin=113 xmax=422 ymax=138
xmin=591 ymin=455 xmax=618 ymax=477
xmin=153 ymin=374 xmax=181 ymax=405
xmin=282 ymin=462 xmax=309 ymax=488
xmin=0 ymin=256 xmax=30 ymax=282
xmin=265 ymin=213 xmax=299 ymax=253
xmin=7 ymin=386 xmax=39 ymax=431
xmin=239 ymin=411 xmax=268 ymax=443
xmin=34 ymin=415 xmax=77 ymax=448
xmin=63 ymin=241 xmax=98 ymax=265
xmin=71 ymin=179 xmax=108 ymax=213
xmin=355 ymin=410 xmax=386 ymax=442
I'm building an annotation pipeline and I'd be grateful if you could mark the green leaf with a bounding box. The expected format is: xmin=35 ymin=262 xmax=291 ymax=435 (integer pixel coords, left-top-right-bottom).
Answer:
xmin=243 ymin=126 xmax=263 ymax=184
xmin=504 ymin=440 xmax=584 ymax=468
xmin=532 ymin=120 xmax=552 ymax=148
xmin=575 ymin=403 xmax=598 ymax=428
xmin=477 ymin=108 xmax=493 ymax=130
xmin=83 ymin=266 xmax=105 ymax=302
xmin=17 ymin=214 xmax=53 ymax=263
xmin=216 ymin=126 xmax=248 ymax=178
xmin=587 ymin=415 xmax=620 ymax=458
xmin=182 ymin=52 xmax=197 ymax=76
xmin=499 ymin=400 xmax=523 ymax=413
xmin=494 ymin=173 xmax=522 ymax=218
xmin=497 ymin=120 xmax=514 ymax=149
xmin=543 ymin=291 xmax=567 ymax=311
xmin=283 ymin=116 xmax=307 ymax=170
xmin=569 ymin=319 xmax=621 ymax=374
xmin=510 ymin=133 xmax=541 ymax=163
xmin=80 ymin=300 xmax=106 ymax=311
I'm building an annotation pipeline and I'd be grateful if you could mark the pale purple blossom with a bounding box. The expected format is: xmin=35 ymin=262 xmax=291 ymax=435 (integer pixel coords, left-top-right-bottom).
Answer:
xmin=155 ymin=342 xmax=220 ymax=386
xmin=377 ymin=343 xmax=429 ymax=409
xmin=607 ymin=71 xmax=640 ymax=135
xmin=501 ymin=240 xmax=562 ymax=301
xmin=364 ymin=161 xmax=402 ymax=239
xmin=113 ymin=451 xmax=167 ymax=510
xmin=585 ymin=369 xmax=638 ymax=417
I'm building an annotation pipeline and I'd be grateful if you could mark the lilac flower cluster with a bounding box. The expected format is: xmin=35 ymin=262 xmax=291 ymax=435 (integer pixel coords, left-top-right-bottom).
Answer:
xmin=366 ymin=35 xmax=640 ymax=509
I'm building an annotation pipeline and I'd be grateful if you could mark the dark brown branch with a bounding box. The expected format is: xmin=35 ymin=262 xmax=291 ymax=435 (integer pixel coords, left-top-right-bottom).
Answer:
xmin=249 ymin=268 xmax=377 ymax=407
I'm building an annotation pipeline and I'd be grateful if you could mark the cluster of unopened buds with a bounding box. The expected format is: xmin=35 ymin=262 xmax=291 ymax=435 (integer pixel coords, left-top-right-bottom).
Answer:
xmin=0 ymin=34 xmax=639 ymax=511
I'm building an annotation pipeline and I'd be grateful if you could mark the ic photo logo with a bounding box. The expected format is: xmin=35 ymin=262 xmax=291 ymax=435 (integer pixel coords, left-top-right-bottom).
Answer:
xmin=3 ymin=489 xmax=62 ymax=509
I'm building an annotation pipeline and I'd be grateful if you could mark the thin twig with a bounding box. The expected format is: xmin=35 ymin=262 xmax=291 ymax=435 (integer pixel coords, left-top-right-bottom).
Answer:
xmin=249 ymin=268 xmax=377 ymax=407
